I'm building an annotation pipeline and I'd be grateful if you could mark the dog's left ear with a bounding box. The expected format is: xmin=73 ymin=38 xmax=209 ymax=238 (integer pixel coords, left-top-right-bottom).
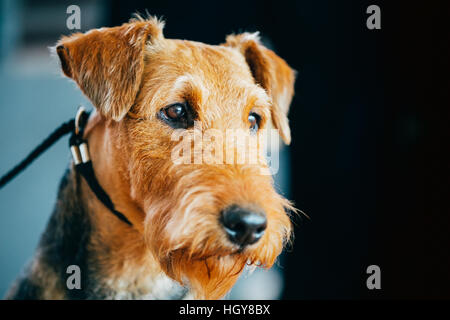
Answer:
xmin=55 ymin=17 xmax=164 ymax=120
xmin=224 ymin=33 xmax=295 ymax=144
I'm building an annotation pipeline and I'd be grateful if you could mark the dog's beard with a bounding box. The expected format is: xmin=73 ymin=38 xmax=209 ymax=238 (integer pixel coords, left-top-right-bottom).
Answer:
xmin=160 ymin=251 xmax=248 ymax=299
xmin=143 ymin=187 xmax=293 ymax=299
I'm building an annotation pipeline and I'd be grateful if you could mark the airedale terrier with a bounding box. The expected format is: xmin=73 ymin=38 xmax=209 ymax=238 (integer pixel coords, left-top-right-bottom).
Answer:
xmin=6 ymin=15 xmax=296 ymax=300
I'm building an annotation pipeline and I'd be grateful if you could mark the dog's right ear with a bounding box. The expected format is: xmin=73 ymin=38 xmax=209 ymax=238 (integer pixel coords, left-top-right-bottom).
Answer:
xmin=56 ymin=17 xmax=164 ymax=120
xmin=224 ymin=33 xmax=295 ymax=145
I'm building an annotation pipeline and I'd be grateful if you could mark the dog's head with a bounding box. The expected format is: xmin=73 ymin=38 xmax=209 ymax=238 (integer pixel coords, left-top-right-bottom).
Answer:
xmin=56 ymin=16 xmax=296 ymax=299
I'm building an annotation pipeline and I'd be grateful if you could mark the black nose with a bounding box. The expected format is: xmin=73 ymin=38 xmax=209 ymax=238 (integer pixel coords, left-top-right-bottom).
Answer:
xmin=220 ymin=205 xmax=267 ymax=247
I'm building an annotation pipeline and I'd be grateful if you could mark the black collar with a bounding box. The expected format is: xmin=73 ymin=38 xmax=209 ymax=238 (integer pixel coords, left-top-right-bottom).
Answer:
xmin=69 ymin=107 xmax=133 ymax=226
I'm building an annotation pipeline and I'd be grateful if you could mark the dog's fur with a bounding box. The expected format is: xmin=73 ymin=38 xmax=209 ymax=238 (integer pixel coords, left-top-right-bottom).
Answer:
xmin=6 ymin=16 xmax=296 ymax=300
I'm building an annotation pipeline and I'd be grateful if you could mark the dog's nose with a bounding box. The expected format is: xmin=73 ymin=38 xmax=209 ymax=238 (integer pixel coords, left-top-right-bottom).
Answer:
xmin=220 ymin=205 xmax=267 ymax=247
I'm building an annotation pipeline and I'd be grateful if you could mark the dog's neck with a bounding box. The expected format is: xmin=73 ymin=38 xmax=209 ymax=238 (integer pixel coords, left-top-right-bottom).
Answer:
xmin=80 ymin=170 xmax=188 ymax=299
xmin=41 ymin=164 xmax=187 ymax=299
xmin=69 ymin=114 xmax=190 ymax=299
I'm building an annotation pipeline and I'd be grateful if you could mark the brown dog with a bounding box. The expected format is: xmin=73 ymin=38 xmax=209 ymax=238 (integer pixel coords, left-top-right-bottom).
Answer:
xmin=6 ymin=15 xmax=296 ymax=300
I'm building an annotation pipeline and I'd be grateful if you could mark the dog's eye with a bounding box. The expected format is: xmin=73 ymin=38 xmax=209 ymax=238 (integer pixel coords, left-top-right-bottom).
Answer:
xmin=248 ymin=112 xmax=261 ymax=133
xmin=159 ymin=103 xmax=193 ymax=129
xmin=163 ymin=103 xmax=186 ymax=120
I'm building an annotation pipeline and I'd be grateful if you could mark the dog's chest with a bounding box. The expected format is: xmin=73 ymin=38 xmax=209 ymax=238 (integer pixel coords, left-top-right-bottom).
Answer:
xmin=95 ymin=271 xmax=189 ymax=300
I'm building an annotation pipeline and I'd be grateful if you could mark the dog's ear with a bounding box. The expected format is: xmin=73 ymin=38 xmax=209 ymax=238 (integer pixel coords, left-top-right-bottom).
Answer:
xmin=55 ymin=17 xmax=164 ymax=120
xmin=224 ymin=33 xmax=295 ymax=144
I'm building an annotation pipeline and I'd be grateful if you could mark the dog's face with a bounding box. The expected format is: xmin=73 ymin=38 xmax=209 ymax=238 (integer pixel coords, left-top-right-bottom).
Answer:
xmin=56 ymin=17 xmax=296 ymax=299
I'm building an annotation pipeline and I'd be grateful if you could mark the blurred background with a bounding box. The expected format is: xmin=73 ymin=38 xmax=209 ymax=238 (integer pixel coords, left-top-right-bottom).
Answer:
xmin=0 ymin=0 xmax=449 ymax=299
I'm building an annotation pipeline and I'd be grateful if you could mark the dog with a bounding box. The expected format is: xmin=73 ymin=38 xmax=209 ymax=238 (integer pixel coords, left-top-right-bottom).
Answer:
xmin=5 ymin=15 xmax=296 ymax=300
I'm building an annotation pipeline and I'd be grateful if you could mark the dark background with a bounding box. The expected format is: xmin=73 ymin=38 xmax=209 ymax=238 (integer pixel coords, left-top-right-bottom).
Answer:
xmin=109 ymin=0 xmax=450 ymax=299
xmin=0 ymin=0 xmax=448 ymax=299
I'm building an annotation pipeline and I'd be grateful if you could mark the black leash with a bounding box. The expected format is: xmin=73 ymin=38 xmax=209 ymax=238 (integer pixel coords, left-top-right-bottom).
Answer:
xmin=0 ymin=119 xmax=74 ymax=188
xmin=0 ymin=107 xmax=132 ymax=227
